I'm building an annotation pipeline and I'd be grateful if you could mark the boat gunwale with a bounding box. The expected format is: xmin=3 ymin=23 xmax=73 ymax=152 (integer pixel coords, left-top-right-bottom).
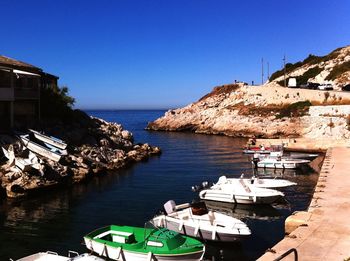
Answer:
xmin=84 ymin=225 xmax=204 ymax=256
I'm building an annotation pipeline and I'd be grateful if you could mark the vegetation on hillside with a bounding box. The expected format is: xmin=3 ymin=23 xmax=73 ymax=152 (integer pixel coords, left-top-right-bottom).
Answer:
xmin=276 ymin=101 xmax=312 ymax=118
xmin=198 ymin=84 xmax=239 ymax=101
xmin=269 ymin=46 xmax=346 ymax=82
xmin=325 ymin=61 xmax=350 ymax=81
xmin=235 ymin=100 xmax=312 ymax=118
xmin=277 ymin=66 xmax=323 ymax=86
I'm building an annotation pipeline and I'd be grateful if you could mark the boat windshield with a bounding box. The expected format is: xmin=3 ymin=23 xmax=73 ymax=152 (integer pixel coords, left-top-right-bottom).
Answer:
xmin=143 ymin=221 xmax=174 ymax=241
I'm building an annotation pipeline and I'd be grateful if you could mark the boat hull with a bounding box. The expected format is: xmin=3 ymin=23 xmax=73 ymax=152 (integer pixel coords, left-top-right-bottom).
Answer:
xmin=153 ymin=218 xmax=248 ymax=242
xmin=84 ymin=238 xmax=204 ymax=261
xmin=256 ymin=161 xmax=305 ymax=169
xmin=20 ymin=136 xmax=62 ymax=162
xmin=29 ymin=129 xmax=67 ymax=149
xmin=199 ymin=190 xmax=282 ymax=205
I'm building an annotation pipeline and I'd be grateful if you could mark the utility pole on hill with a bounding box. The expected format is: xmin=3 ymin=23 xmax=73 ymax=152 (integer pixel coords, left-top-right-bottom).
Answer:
xmin=283 ymin=54 xmax=286 ymax=87
xmin=261 ymin=58 xmax=264 ymax=85
xmin=267 ymin=62 xmax=270 ymax=81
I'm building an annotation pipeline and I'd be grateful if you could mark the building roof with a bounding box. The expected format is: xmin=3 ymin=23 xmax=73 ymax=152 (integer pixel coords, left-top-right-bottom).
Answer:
xmin=0 ymin=55 xmax=41 ymax=72
xmin=0 ymin=55 xmax=58 ymax=78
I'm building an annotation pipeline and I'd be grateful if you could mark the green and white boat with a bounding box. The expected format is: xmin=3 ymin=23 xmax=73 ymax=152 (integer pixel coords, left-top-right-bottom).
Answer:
xmin=83 ymin=224 xmax=205 ymax=261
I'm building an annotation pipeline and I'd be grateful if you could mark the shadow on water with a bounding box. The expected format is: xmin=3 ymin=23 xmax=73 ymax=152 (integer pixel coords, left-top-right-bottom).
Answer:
xmin=0 ymin=110 xmax=320 ymax=260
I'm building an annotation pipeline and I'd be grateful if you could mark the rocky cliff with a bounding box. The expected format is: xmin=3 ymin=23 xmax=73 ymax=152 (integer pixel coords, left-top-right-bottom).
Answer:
xmin=147 ymin=83 xmax=350 ymax=139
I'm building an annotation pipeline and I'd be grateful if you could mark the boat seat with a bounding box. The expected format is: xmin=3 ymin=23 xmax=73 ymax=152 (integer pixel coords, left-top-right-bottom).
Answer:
xmin=111 ymin=232 xmax=136 ymax=244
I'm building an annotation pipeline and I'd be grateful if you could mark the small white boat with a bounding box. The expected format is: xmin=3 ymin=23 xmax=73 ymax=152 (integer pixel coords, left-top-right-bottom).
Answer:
xmin=218 ymin=175 xmax=297 ymax=189
xmin=199 ymin=177 xmax=284 ymax=205
xmin=13 ymin=251 xmax=104 ymax=261
xmin=151 ymin=200 xmax=251 ymax=242
xmin=253 ymin=152 xmax=310 ymax=169
xmin=20 ymin=135 xmax=63 ymax=162
xmin=29 ymin=129 xmax=67 ymax=150
xmin=2 ymin=146 xmax=42 ymax=172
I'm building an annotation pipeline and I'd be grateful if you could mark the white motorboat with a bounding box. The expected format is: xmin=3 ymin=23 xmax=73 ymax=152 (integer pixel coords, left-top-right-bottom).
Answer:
xmin=151 ymin=200 xmax=251 ymax=242
xmin=20 ymin=134 xmax=64 ymax=162
xmin=13 ymin=251 xmax=104 ymax=261
xmin=217 ymin=175 xmax=297 ymax=189
xmin=29 ymin=129 xmax=67 ymax=150
xmin=253 ymin=151 xmax=310 ymax=169
xmin=199 ymin=177 xmax=284 ymax=205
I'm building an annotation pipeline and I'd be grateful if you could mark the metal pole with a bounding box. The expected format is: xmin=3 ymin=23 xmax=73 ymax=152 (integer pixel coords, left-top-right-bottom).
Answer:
xmin=283 ymin=54 xmax=286 ymax=87
xmin=267 ymin=62 xmax=270 ymax=80
xmin=261 ymin=58 xmax=264 ymax=85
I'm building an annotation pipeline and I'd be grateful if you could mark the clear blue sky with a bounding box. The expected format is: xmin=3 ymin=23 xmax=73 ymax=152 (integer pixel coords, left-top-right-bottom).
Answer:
xmin=1 ymin=0 xmax=349 ymax=109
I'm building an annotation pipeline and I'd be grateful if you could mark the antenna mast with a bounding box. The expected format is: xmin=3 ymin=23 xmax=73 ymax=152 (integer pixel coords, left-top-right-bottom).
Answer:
xmin=261 ymin=58 xmax=264 ymax=85
xmin=283 ymin=54 xmax=286 ymax=87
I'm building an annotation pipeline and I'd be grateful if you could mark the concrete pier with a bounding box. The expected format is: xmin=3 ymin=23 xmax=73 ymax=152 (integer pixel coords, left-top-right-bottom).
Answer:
xmin=258 ymin=147 xmax=350 ymax=260
xmin=255 ymin=138 xmax=349 ymax=152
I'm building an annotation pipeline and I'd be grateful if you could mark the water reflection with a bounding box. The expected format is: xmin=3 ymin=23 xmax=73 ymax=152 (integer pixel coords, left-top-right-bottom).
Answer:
xmin=204 ymin=200 xmax=284 ymax=221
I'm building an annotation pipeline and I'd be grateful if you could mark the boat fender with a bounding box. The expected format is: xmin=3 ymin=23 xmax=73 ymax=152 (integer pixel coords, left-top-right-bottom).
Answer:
xmin=178 ymin=220 xmax=184 ymax=231
xmin=102 ymin=244 xmax=110 ymax=258
xmin=194 ymin=224 xmax=200 ymax=236
xmin=211 ymin=224 xmax=217 ymax=240
xmin=116 ymin=247 xmax=123 ymax=259
xmin=158 ymin=217 xmax=163 ymax=227
xmin=208 ymin=211 xmax=215 ymax=225
xmin=89 ymin=240 xmax=94 ymax=253
xmin=147 ymin=252 xmax=155 ymax=261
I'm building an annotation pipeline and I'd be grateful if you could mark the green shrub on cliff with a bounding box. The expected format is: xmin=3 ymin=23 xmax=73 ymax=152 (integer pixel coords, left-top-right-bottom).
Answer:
xmin=325 ymin=61 xmax=350 ymax=80
xmin=41 ymin=84 xmax=75 ymax=119
xmin=297 ymin=66 xmax=323 ymax=84
xmin=198 ymin=84 xmax=239 ymax=101
xmin=276 ymin=100 xmax=312 ymax=118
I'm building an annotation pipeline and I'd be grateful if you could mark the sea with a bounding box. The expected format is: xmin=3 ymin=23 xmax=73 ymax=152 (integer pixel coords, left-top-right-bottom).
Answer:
xmin=0 ymin=110 xmax=319 ymax=260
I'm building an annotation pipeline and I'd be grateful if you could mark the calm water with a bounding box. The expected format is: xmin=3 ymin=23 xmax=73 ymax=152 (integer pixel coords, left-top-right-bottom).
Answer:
xmin=0 ymin=110 xmax=319 ymax=260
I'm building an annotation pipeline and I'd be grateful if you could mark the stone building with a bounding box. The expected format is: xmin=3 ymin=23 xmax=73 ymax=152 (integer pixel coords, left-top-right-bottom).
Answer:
xmin=0 ymin=56 xmax=58 ymax=130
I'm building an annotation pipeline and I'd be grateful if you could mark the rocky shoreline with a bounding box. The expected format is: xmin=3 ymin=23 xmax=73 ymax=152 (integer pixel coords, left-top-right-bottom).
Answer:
xmin=147 ymin=84 xmax=350 ymax=139
xmin=0 ymin=114 xmax=161 ymax=198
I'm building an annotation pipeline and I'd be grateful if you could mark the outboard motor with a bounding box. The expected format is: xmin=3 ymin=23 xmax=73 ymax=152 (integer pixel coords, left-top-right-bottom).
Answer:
xmin=163 ymin=200 xmax=176 ymax=215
